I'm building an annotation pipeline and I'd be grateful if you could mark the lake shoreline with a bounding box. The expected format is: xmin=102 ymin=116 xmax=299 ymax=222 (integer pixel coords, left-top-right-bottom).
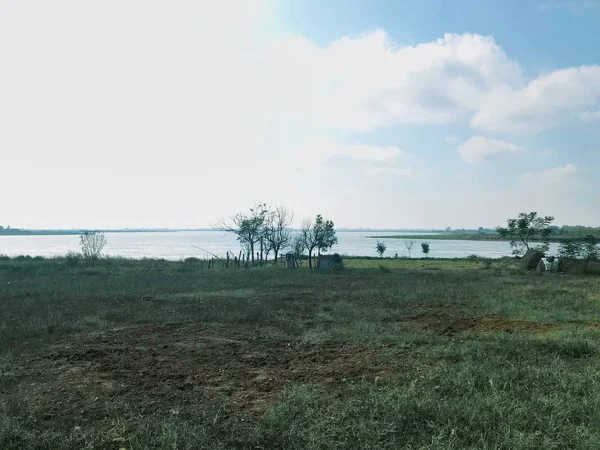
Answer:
xmin=370 ymin=234 xmax=588 ymax=243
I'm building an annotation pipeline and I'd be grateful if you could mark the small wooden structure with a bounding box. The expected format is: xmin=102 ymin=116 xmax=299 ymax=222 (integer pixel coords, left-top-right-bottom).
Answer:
xmin=285 ymin=253 xmax=295 ymax=269
xmin=318 ymin=253 xmax=343 ymax=269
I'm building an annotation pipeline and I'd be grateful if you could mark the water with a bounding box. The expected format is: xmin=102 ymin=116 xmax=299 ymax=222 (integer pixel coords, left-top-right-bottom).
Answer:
xmin=0 ymin=231 xmax=560 ymax=259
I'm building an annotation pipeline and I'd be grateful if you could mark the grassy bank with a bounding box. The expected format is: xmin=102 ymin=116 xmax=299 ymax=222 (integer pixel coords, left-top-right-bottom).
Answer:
xmin=2 ymin=256 xmax=600 ymax=449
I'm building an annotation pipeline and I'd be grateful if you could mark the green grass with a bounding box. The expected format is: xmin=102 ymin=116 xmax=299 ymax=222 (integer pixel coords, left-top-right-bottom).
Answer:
xmin=1 ymin=256 xmax=600 ymax=449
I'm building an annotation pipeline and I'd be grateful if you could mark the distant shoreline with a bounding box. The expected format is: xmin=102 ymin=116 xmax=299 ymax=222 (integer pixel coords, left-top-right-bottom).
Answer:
xmin=369 ymin=233 xmax=587 ymax=243
xmin=0 ymin=229 xmax=214 ymax=236
xmin=0 ymin=229 xmax=462 ymax=237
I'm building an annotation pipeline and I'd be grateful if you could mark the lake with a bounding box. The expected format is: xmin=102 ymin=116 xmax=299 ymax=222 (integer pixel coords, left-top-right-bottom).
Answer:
xmin=0 ymin=231 xmax=560 ymax=259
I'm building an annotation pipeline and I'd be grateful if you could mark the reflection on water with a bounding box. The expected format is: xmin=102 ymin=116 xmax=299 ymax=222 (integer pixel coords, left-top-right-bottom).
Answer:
xmin=0 ymin=231 xmax=558 ymax=259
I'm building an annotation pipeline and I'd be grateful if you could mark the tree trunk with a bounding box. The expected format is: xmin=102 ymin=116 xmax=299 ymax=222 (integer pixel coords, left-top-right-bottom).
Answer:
xmin=274 ymin=249 xmax=279 ymax=263
xmin=250 ymin=243 xmax=255 ymax=262
xmin=308 ymin=249 xmax=313 ymax=268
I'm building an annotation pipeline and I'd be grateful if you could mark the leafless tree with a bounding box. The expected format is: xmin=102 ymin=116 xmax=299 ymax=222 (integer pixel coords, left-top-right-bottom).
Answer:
xmin=264 ymin=206 xmax=293 ymax=263
xmin=289 ymin=232 xmax=306 ymax=267
xmin=213 ymin=203 xmax=269 ymax=263
xmin=80 ymin=230 xmax=107 ymax=266
xmin=405 ymin=239 xmax=414 ymax=258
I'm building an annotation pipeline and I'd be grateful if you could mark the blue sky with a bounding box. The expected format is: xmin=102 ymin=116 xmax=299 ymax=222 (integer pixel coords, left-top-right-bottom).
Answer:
xmin=277 ymin=0 xmax=600 ymax=69
xmin=1 ymin=0 xmax=599 ymax=229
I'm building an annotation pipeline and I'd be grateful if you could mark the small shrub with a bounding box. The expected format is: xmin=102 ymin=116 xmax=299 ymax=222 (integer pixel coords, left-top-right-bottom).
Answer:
xmin=421 ymin=242 xmax=430 ymax=256
xmin=80 ymin=231 xmax=107 ymax=266
xmin=184 ymin=257 xmax=202 ymax=265
xmin=375 ymin=241 xmax=386 ymax=257
xmin=0 ymin=255 xmax=10 ymax=261
xmin=330 ymin=253 xmax=344 ymax=270
xmin=481 ymin=259 xmax=492 ymax=270
xmin=378 ymin=265 xmax=391 ymax=273
xmin=65 ymin=251 xmax=81 ymax=268
xmin=558 ymin=241 xmax=582 ymax=260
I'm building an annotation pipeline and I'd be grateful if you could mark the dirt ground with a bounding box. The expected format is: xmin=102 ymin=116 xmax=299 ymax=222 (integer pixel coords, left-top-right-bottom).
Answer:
xmin=36 ymin=324 xmax=392 ymax=418
xmin=387 ymin=311 xmax=560 ymax=336
xmin=24 ymin=313 xmax=558 ymax=423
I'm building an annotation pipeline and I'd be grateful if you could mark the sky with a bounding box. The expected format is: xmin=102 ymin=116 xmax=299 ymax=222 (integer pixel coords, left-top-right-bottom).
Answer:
xmin=1 ymin=0 xmax=599 ymax=229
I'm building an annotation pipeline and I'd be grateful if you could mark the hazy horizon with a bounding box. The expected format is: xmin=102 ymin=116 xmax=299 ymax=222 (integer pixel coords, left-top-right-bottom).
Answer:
xmin=2 ymin=1 xmax=599 ymax=229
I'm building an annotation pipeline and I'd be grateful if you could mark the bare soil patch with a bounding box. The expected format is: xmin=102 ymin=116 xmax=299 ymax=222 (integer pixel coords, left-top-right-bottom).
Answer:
xmin=41 ymin=323 xmax=391 ymax=416
xmin=389 ymin=311 xmax=560 ymax=336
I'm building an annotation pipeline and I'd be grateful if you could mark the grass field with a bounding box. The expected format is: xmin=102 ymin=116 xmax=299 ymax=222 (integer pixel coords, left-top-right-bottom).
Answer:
xmin=1 ymin=256 xmax=600 ymax=449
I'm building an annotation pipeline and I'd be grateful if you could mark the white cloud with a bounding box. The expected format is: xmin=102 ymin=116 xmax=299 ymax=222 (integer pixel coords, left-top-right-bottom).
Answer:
xmin=472 ymin=66 xmax=600 ymax=132
xmin=519 ymin=164 xmax=577 ymax=187
xmin=457 ymin=136 xmax=525 ymax=163
xmin=337 ymin=144 xmax=404 ymax=162
xmin=367 ymin=167 xmax=413 ymax=177
xmin=253 ymin=32 xmax=521 ymax=132
xmin=581 ymin=110 xmax=600 ymax=121
xmin=444 ymin=136 xmax=459 ymax=144
xmin=257 ymin=31 xmax=600 ymax=135
xmin=296 ymin=138 xmax=404 ymax=165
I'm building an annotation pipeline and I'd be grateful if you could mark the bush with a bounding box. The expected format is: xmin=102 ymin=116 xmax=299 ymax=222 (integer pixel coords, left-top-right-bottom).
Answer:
xmin=378 ymin=265 xmax=391 ymax=273
xmin=80 ymin=231 xmax=107 ymax=266
xmin=184 ymin=257 xmax=202 ymax=265
xmin=558 ymin=236 xmax=599 ymax=273
xmin=65 ymin=251 xmax=81 ymax=268
xmin=330 ymin=253 xmax=344 ymax=270
xmin=375 ymin=241 xmax=386 ymax=257
xmin=558 ymin=241 xmax=582 ymax=260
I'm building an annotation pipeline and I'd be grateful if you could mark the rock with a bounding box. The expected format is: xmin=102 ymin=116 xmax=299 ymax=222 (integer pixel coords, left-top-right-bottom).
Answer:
xmin=521 ymin=249 xmax=545 ymax=272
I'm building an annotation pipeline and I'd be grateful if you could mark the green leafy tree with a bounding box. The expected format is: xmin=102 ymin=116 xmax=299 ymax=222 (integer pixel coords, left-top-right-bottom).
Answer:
xmin=558 ymin=240 xmax=582 ymax=260
xmin=496 ymin=212 xmax=554 ymax=255
xmin=558 ymin=235 xmax=599 ymax=271
xmin=375 ymin=240 xmax=386 ymax=257
xmin=421 ymin=242 xmax=430 ymax=256
xmin=582 ymin=235 xmax=599 ymax=269
xmin=301 ymin=214 xmax=337 ymax=268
